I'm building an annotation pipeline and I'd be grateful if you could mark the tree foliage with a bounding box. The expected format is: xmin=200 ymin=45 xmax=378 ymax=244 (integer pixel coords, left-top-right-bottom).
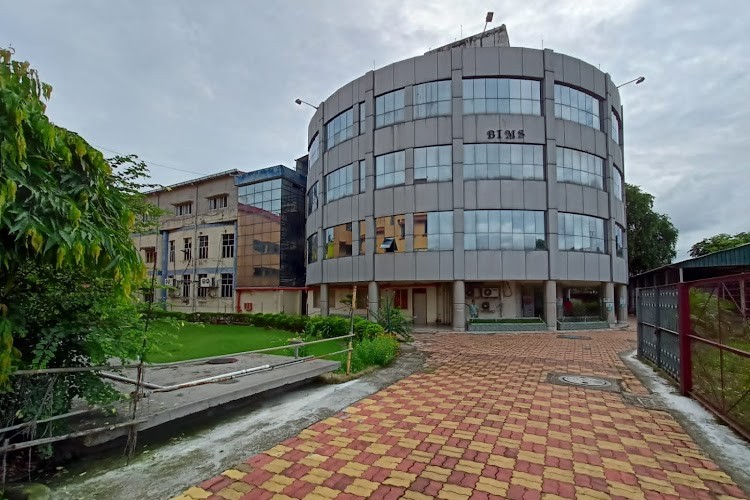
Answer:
xmin=0 ymin=47 xmax=153 ymax=386
xmin=689 ymin=232 xmax=750 ymax=258
xmin=625 ymin=183 xmax=678 ymax=275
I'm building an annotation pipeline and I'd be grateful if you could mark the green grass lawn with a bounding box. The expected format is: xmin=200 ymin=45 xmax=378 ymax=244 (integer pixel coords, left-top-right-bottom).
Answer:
xmin=147 ymin=322 xmax=346 ymax=364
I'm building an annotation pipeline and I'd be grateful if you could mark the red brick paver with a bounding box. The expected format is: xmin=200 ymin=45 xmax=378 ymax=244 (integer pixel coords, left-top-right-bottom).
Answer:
xmin=173 ymin=328 xmax=747 ymax=499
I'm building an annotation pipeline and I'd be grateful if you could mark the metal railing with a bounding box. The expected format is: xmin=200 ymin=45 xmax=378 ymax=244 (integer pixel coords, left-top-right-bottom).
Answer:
xmin=637 ymin=273 xmax=750 ymax=440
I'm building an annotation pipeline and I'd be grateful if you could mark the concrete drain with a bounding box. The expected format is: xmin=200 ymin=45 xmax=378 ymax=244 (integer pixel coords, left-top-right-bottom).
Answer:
xmin=621 ymin=393 xmax=670 ymax=411
xmin=548 ymin=372 xmax=621 ymax=392
xmin=557 ymin=334 xmax=592 ymax=340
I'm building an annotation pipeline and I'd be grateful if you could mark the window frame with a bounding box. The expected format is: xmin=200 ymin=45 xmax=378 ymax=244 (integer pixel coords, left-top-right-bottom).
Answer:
xmin=375 ymin=89 xmax=405 ymax=128
xmin=375 ymin=151 xmax=406 ymax=189
xmin=557 ymin=212 xmax=606 ymax=254
xmin=414 ymin=211 xmax=454 ymax=251
xmin=325 ymin=164 xmax=354 ymax=203
xmin=554 ymin=84 xmax=601 ymax=130
xmin=208 ymin=195 xmax=228 ymax=210
xmin=183 ymin=237 xmax=192 ymax=261
xmin=463 ymin=143 xmax=544 ymax=181
xmin=414 ymin=145 xmax=453 ymax=183
xmin=175 ymin=202 xmax=192 ymax=216
xmin=464 ymin=210 xmax=547 ymax=251
xmin=221 ymin=273 xmax=234 ymax=298
xmin=325 ymin=108 xmax=354 ymax=150
xmin=198 ymin=235 xmax=209 ymax=259
xmin=222 ymin=233 xmax=235 ymax=259
xmin=307 ymin=233 xmax=319 ymax=263
xmin=462 ymin=78 xmax=541 ymax=116
xmin=413 ymin=80 xmax=452 ymax=119
xmin=555 ymin=147 xmax=605 ymax=190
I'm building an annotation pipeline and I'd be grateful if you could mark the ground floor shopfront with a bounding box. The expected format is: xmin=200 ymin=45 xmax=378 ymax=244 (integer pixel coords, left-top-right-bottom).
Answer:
xmin=306 ymin=280 xmax=628 ymax=330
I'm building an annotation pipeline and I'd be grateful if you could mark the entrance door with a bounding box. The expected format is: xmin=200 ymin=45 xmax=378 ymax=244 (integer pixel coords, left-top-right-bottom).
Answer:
xmin=413 ymin=290 xmax=427 ymax=326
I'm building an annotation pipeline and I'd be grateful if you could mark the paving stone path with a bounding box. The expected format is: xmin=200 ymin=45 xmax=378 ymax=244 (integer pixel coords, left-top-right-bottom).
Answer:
xmin=174 ymin=327 xmax=746 ymax=499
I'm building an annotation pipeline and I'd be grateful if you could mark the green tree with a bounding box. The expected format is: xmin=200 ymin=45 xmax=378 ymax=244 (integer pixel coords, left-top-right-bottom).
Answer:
xmin=0 ymin=47 xmax=150 ymax=387
xmin=689 ymin=232 xmax=750 ymax=258
xmin=625 ymin=183 xmax=678 ymax=275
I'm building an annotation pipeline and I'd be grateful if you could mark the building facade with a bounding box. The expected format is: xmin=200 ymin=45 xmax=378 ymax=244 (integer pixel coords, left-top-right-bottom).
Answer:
xmin=234 ymin=162 xmax=308 ymax=314
xmin=133 ymin=161 xmax=308 ymax=314
xmin=133 ymin=170 xmax=241 ymax=313
xmin=304 ymin=26 xmax=629 ymax=329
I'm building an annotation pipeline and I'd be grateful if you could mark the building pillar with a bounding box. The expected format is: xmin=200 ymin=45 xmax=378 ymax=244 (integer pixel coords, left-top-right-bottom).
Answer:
xmin=603 ymin=282 xmax=616 ymax=327
xmin=320 ymin=284 xmax=329 ymax=317
xmin=545 ymin=281 xmax=557 ymax=331
xmin=368 ymin=281 xmax=379 ymax=321
xmin=453 ymin=280 xmax=465 ymax=331
xmin=617 ymin=284 xmax=628 ymax=325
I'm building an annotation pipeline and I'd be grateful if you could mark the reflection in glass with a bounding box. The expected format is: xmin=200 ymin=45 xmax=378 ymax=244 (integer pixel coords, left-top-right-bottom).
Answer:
xmin=375 ymin=215 xmax=406 ymax=253
xmin=464 ymin=144 xmax=543 ymax=181
xmin=464 ymin=210 xmax=546 ymax=250
xmin=375 ymin=151 xmax=406 ymax=188
xmin=324 ymin=223 xmax=353 ymax=259
xmin=415 ymin=145 xmax=452 ymax=182
xmin=558 ymin=212 xmax=606 ymax=253
xmin=556 ymin=147 xmax=604 ymax=189
xmin=414 ymin=212 xmax=453 ymax=251
xmin=463 ymin=78 xmax=541 ymax=115
xmin=613 ymin=166 xmax=623 ymax=201
xmin=325 ymin=108 xmax=354 ymax=150
xmin=375 ymin=89 xmax=405 ymax=128
xmin=554 ymin=84 xmax=600 ymax=129
xmin=325 ymin=164 xmax=354 ymax=203
xmin=413 ymin=81 xmax=451 ymax=119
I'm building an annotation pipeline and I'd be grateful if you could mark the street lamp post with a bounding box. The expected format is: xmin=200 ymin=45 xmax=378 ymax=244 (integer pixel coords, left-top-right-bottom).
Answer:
xmin=295 ymin=99 xmax=318 ymax=110
xmin=616 ymin=76 xmax=645 ymax=88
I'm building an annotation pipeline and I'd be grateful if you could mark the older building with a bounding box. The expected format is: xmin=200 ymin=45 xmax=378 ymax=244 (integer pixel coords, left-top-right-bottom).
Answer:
xmin=133 ymin=159 xmax=308 ymax=314
xmin=133 ymin=170 xmax=241 ymax=313
xmin=303 ymin=25 xmax=629 ymax=329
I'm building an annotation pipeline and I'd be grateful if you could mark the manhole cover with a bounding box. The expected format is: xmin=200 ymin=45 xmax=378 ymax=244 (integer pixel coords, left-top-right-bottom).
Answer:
xmin=547 ymin=373 xmax=621 ymax=392
xmin=559 ymin=375 xmax=611 ymax=387
xmin=557 ymin=335 xmax=592 ymax=340
xmin=205 ymin=357 xmax=238 ymax=365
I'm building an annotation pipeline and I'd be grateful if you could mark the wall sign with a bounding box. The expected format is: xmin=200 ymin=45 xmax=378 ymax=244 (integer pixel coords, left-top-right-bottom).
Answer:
xmin=486 ymin=129 xmax=525 ymax=140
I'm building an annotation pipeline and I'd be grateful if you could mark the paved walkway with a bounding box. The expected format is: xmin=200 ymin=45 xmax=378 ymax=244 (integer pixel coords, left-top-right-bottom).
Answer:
xmin=173 ymin=327 xmax=747 ymax=500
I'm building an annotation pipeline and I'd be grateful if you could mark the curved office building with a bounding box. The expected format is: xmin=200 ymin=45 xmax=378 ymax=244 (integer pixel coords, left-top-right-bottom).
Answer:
xmin=304 ymin=26 xmax=628 ymax=330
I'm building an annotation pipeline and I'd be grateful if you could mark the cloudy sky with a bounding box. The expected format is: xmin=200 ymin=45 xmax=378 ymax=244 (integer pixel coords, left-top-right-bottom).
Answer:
xmin=3 ymin=0 xmax=748 ymax=258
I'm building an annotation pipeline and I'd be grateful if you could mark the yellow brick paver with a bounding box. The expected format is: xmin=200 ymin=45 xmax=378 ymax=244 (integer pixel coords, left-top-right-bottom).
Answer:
xmin=173 ymin=326 xmax=747 ymax=500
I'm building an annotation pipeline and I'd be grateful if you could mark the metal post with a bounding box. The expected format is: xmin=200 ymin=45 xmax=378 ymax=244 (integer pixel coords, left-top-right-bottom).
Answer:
xmin=678 ymin=282 xmax=693 ymax=396
xmin=347 ymin=286 xmax=356 ymax=375
xmin=655 ymin=287 xmax=662 ymax=369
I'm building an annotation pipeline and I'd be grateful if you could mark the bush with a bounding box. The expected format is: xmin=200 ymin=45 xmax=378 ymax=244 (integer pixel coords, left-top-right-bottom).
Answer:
xmin=352 ymin=316 xmax=386 ymax=341
xmin=373 ymin=292 xmax=413 ymax=339
xmin=305 ymin=315 xmax=351 ymax=339
xmin=349 ymin=335 xmax=399 ymax=373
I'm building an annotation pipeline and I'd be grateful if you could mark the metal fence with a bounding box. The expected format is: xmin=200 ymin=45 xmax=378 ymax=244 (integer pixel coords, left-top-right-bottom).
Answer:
xmin=637 ymin=272 xmax=750 ymax=440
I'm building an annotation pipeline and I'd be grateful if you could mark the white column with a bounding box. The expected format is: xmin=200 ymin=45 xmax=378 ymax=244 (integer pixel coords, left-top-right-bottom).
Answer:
xmin=320 ymin=284 xmax=329 ymax=317
xmin=545 ymin=280 xmax=557 ymax=331
xmin=368 ymin=281 xmax=379 ymax=322
xmin=453 ymin=280 xmax=465 ymax=331
xmin=617 ymin=284 xmax=628 ymax=325
xmin=603 ymin=282 xmax=616 ymax=327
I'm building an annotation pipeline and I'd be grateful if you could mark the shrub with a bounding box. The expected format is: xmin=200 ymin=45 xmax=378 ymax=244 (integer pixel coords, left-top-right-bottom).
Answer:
xmin=373 ymin=292 xmax=413 ymax=339
xmin=304 ymin=316 xmax=351 ymax=339
xmin=352 ymin=316 xmax=386 ymax=341
xmin=349 ymin=335 xmax=399 ymax=373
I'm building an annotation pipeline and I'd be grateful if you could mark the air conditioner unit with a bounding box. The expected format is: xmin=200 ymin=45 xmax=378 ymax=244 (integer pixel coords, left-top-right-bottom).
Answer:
xmin=165 ymin=278 xmax=175 ymax=287
xmin=199 ymin=277 xmax=213 ymax=288
xmin=482 ymin=287 xmax=500 ymax=298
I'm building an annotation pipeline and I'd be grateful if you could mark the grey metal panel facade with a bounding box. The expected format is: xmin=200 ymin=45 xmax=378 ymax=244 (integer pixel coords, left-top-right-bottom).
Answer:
xmin=305 ymin=45 xmax=627 ymax=286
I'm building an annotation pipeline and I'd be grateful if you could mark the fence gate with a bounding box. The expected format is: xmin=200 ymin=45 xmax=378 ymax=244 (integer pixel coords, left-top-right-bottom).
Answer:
xmin=636 ymin=285 xmax=680 ymax=380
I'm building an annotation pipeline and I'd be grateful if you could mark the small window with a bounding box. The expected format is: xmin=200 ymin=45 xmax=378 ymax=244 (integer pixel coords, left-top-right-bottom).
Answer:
xmin=208 ymin=195 xmax=228 ymax=210
xmin=198 ymin=235 xmax=209 ymax=259
xmin=197 ymin=273 xmax=208 ymax=298
xmin=380 ymin=237 xmax=397 ymax=252
xmin=183 ymin=238 xmax=192 ymax=261
xmin=221 ymin=273 xmax=234 ymax=298
xmin=175 ymin=202 xmax=192 ymax=216
xmin=168 ymin=240 xmax=175 ymax=263
xmin=143 ymin=247 xmax=157 ymax=264
xmin=222 ymin=233 xmax=235 ymax=258
xmin=393 ymin=289 xmax=408 ymax=309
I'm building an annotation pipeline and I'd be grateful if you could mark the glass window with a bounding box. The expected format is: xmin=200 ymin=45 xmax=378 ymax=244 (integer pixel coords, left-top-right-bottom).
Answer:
xmin=611 ymin=109 xmax=621 ymax=144
xmin=175 ymin=202 xmax=192 ymax=216
xmin=375 ymin=215 xmax=406 ymax=253
xmin=359 ymin=102 xmax=366 ymax=134
xmin=183 ymin=237 xmax=192 ymax=261
xmin=375 ymin=89 xmax=405 ymax=128
xmin=238 ymin=178 xmax=282 ymax=215
xmin=307 ymin=233 xmax=318 ymax=263
xmin=324 ymin=223 xmax=353 ymax=259
xmin=222 ymin=233 xmax=234 ymax=258
xmin=556 ymin=147 xmax=604 ymax=189
xmin=208 ymin=195 xmax=228 ymax=210
xmin=464 ymin=210 xmax=546 ymax=251
xmin=325 ymin=164 xmax=354 ymax=203
xmin=558 ymin=212 xmax=606 ymax=253
xmin=375 ymin=151 xmax=405 ymax=189
xmin=221 ymin=273 xmax=233 ymax=298
xmin=198 ymin=235 xmax=209 ymax=259
xmin=143 ymin=247 xmax=156 ymax=264
xmin=325 ymin=108 xmax=354 ymax=150
xmin=554 ymin=84 xmax=600 ymax=129
xmin=414 ymin=211 xmax=453 ymax=250
xmin=463 ymin=144 xmax=544 ymax=181
xmin=182 ymin=273 xmax=191 ymax=298
xmin=168 ymin=240 xmax=175 ymax=263
xmin=613 ymin=166 xmax=623 ymax=201
xmin=463 ymin=78 xmax=541 ymax=116
xmin=307 ymin=182 xmax=319 ymax=214
xmin=615 ymin=224 xmax=625 ymax=257
xmin=359 ymin=220 xmax=366 ymax=254
xmin=413 ymin=81 xmax=452 ymax=119
xmin=414 ymin=145 xmax=452 ymax=182
xmin=309 ymin=133 xmax=321 ymax=165
xmin=359 ymin=160 xmax=366 ymax=193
